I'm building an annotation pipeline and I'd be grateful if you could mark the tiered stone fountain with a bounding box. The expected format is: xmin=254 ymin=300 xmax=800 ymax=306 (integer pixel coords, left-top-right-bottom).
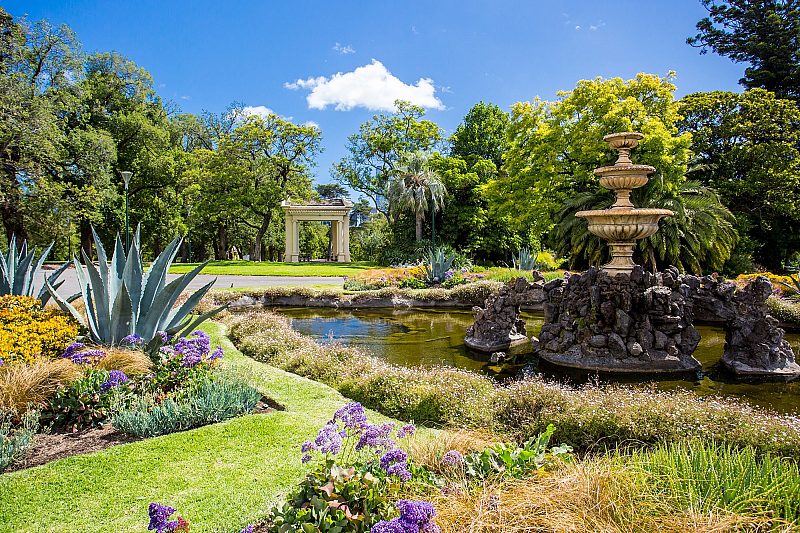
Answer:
xmin=534 ymin=132 xmax=800 ymax=376
xmin=467 ymin=131 xmax=800 ymax=377
xmin=575 ymin=132 xmax=673 ymax=276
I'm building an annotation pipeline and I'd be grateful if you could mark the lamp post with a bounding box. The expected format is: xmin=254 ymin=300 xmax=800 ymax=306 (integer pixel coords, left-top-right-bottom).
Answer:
xmin=121 ymin=171 xmax=133 ymax=252
xmin=186 ymin=203 xmax=194 ymax=263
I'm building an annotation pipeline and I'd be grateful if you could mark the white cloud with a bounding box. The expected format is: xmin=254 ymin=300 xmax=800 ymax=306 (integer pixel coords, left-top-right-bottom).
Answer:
xmin=284 ymin=59 xmax=445 ymax=112
xmin=303 ymin=120 xmax=321 ymax=130
xmin=242 ymin=105 xmax=275 ymax=119
xmin=180 ymin=95 xmax=191 ymax=100
xmin=332 ymin=42 xmax=355 ymax=55
xmin=575 ymin=25 xmax=581 ymax=31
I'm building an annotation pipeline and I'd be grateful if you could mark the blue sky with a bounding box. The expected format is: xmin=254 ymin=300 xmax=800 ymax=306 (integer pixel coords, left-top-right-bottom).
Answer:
xmin=8 ymin=1 xmax=745 ymax=188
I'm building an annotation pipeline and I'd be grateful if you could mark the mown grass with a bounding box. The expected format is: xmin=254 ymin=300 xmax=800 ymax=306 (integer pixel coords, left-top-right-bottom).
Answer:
xmin=168 ymin=260 xmax=378 ymax=277
xmin=0 ymin=321 xmax=410 ymax=533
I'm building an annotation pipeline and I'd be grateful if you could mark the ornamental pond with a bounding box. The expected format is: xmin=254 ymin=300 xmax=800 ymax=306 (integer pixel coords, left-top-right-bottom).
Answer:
xmin=274 ymin=306 xmax=800 ymax=416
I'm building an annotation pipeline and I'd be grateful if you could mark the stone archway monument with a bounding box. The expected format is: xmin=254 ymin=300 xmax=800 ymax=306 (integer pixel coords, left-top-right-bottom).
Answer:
xmin=281 ymin=198 xmax=353 ymax=262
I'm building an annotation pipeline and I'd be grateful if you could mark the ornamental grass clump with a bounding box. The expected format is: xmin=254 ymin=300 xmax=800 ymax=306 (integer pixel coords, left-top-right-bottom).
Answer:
xmin=636 ymin=440 xmax=800 ymax=525
xmin=0 ymin=358 xmax=82 ymax=414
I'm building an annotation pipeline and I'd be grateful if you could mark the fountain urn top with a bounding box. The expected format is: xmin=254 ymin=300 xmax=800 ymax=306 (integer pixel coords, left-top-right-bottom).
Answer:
xmin=575 ymin=131 xmax=673 ymax=276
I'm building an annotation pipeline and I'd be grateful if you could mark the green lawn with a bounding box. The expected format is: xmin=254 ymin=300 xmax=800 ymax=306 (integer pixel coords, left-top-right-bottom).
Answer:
xmin=0 ymin=321 xmax=412 ymax=533
xmin=169 ymin=260 xmax=379 ymax=277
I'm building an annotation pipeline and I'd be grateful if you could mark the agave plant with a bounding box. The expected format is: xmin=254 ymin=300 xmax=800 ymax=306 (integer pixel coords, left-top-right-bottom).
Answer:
xmin=46 ymin=227 xmax=225 ymax=346
xmin=0 ymin=234 xmax=70 ymax=305
xmin=423 ymin=247 xmax=456 ymax=284
xmin=513 ymin=247 xmax=540 ymax=271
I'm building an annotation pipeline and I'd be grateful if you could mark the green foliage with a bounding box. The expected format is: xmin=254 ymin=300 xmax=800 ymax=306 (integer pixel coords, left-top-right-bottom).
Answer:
xmin=0 ymin=409 xmax=38 ymax=471
xmin=300 ymin=222 xmax=331 ymax=259
xmin=112 ymin=375 xmax=260 ymax=437
xmin=463 ymin=424 xmax=572 ymax=479
xmin=46 ymin=227 xmax=225 ymax=346
xmin=350 ymin=215 xmax=390 ymax=263
xmin=637 ymin=440 xmax=800 ymax=524
xmin=687 ymin=0 xmax=800 ymax=100
xmin=766 ymin=296 xmax=800 ymax=325
xmin=265 ymin=461 xmax=400 ymax=533
xmin=423 ymin=248 xmax=456 ymax=284
xmin=450 ymin=101 xmax=510 ymax=169
xmin=555 ymin=179 xmax=737 ymax=273
xmin=0 ymin=235 xmax=69 ymax=304
xmin=332 ymin=101 xmax=442 ymax=219
xmin=39 ymin=369 xmax=127 ymax=432
xmin=679 ymin=89 xmax=800 ymax=270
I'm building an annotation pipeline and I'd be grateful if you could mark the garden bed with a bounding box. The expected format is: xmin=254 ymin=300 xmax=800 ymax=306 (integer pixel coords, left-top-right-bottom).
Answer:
xmin=8 ymin=397 xmax=280 ymax=473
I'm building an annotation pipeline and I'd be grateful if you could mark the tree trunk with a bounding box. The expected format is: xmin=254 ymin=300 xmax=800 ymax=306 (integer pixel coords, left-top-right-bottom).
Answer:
xmin=80 ymin=219 xmax=93 ymax=261
xmin=214 ymin=226 xmax=227 ymax=260
xmin=415 ymin=212 xmax=423 ymax=241
xmin=0 ymin=164 xmax=26 ymax=242
xmin=253 ymin=213 xmax=272 ymax=262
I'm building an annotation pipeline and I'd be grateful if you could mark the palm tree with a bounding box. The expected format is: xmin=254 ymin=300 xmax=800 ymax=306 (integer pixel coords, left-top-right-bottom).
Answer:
xmin=554 ymin=178 xmax=737 ymax=274
xmin=388 ymin=152 xmax=447 ymax=242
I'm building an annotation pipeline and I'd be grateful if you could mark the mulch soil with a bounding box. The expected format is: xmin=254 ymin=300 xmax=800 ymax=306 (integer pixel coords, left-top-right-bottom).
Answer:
xmin=7 ymin=398 xmax=279 ymax=473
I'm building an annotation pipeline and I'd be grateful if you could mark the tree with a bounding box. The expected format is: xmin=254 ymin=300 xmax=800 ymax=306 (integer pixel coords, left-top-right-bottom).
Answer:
xmin=493 ymin=73 xmax=736 ymax=273
xmin=688 ymin=0 xmax=800 ymax=100
xmin=332 ymin=100 xmax=441 ymax=219
xmin=450 ymin=102 xmax=510 ymax=169
xmin=315 ymin=183 xmax=349 ymax=200
xmin=678 ymin=89 xmax=800 ymax=270
xmin=214 ymin=113 xmax=321 ymax=261
xmin=387 ymin=152 xmax=446 ymax=242
xmin=0 ymin=9 xmax=79 ymax=241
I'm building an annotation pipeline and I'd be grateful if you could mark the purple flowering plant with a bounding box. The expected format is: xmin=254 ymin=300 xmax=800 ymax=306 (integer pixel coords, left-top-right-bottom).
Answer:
xmin=147 ymin=502 xmax=189 ymax=533
xmin=371 ymin=500 xmax=440 ymax=533
xmin=300 ymin=402 xmax=415 ymax=482
xmin=265 ymin=403 xmax=424 ymax=532
xmin=145 ymin=330 xmax=224 ymax=394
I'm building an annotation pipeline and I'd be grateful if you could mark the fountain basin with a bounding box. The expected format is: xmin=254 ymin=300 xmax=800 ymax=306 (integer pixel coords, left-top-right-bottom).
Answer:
xmin=576 ymin=208 xmax=673 ymax=241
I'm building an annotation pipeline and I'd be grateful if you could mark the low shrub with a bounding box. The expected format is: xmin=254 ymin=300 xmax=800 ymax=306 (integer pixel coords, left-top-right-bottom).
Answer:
xmin=0 ymin=359 xmax=82 ymax=414
xmin=262 ymin=402 xmax=436 ymax=533
xmin=112 ymin=374 xmax=260 ymax=437
xmin=0 ymin=295 xmax=79 ymax=364
xmin=424 ymin=456 xmax=775 ymax=533
xmin=767 ymin=296 xmax=800 ymax=325
xmin=40 ymin=369 xmax=134 ymax=432
xmin=226 ymin=311 xmax=800 ymax=456
xmin=636 ymin=440 xmax=800 ymax=525
xmin=0 ymin=409 xmax=38 ymax=471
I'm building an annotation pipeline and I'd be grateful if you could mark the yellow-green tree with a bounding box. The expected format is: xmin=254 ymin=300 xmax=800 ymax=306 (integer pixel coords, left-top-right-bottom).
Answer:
xmin=491 ymin=73 xmax=736 ymax=273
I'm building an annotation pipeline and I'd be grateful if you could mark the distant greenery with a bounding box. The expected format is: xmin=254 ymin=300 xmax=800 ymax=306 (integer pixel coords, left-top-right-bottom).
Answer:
xmin=169 ymin=260 xmax=378 ymax=277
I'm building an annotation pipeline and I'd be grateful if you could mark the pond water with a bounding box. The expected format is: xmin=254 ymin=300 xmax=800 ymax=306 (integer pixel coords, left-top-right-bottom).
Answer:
xmin=274 ymin=307 xmax=800 ymax=415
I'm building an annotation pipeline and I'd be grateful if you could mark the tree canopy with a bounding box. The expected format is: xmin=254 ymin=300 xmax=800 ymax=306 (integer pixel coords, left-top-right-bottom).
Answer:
xmin=688 ymin=0 xmax=800 ymax=100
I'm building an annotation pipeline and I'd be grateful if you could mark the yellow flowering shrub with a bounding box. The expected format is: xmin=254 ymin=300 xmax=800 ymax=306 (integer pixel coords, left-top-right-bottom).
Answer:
xmin=735 ymin=272 xmax=796 ymax=297
xmin=0 ymin=296 xmax=79 ymax=365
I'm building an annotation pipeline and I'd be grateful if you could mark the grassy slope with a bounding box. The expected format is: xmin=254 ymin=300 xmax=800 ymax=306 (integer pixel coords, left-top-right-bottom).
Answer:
xmin=169 ymin=260 xmax=378 ymax=277
xmin=0 ymin=321 xmax=404 ymax=533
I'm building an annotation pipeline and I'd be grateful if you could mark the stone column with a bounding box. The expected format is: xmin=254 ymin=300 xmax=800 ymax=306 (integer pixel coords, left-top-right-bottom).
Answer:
xmin=330 ymin=219 xmax=339 ymax=260
xmin=291 ymin=219 xmax=300 ymax=261
xmin=341 ymin=215 xmax=350 ymax=262
xmin=283 ymin=213 xmax=293 ymax=262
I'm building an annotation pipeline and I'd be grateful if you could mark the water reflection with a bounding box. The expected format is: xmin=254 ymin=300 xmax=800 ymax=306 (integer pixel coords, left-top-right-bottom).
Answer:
xmin=274 ymin=307 xmax=800 ymax=415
